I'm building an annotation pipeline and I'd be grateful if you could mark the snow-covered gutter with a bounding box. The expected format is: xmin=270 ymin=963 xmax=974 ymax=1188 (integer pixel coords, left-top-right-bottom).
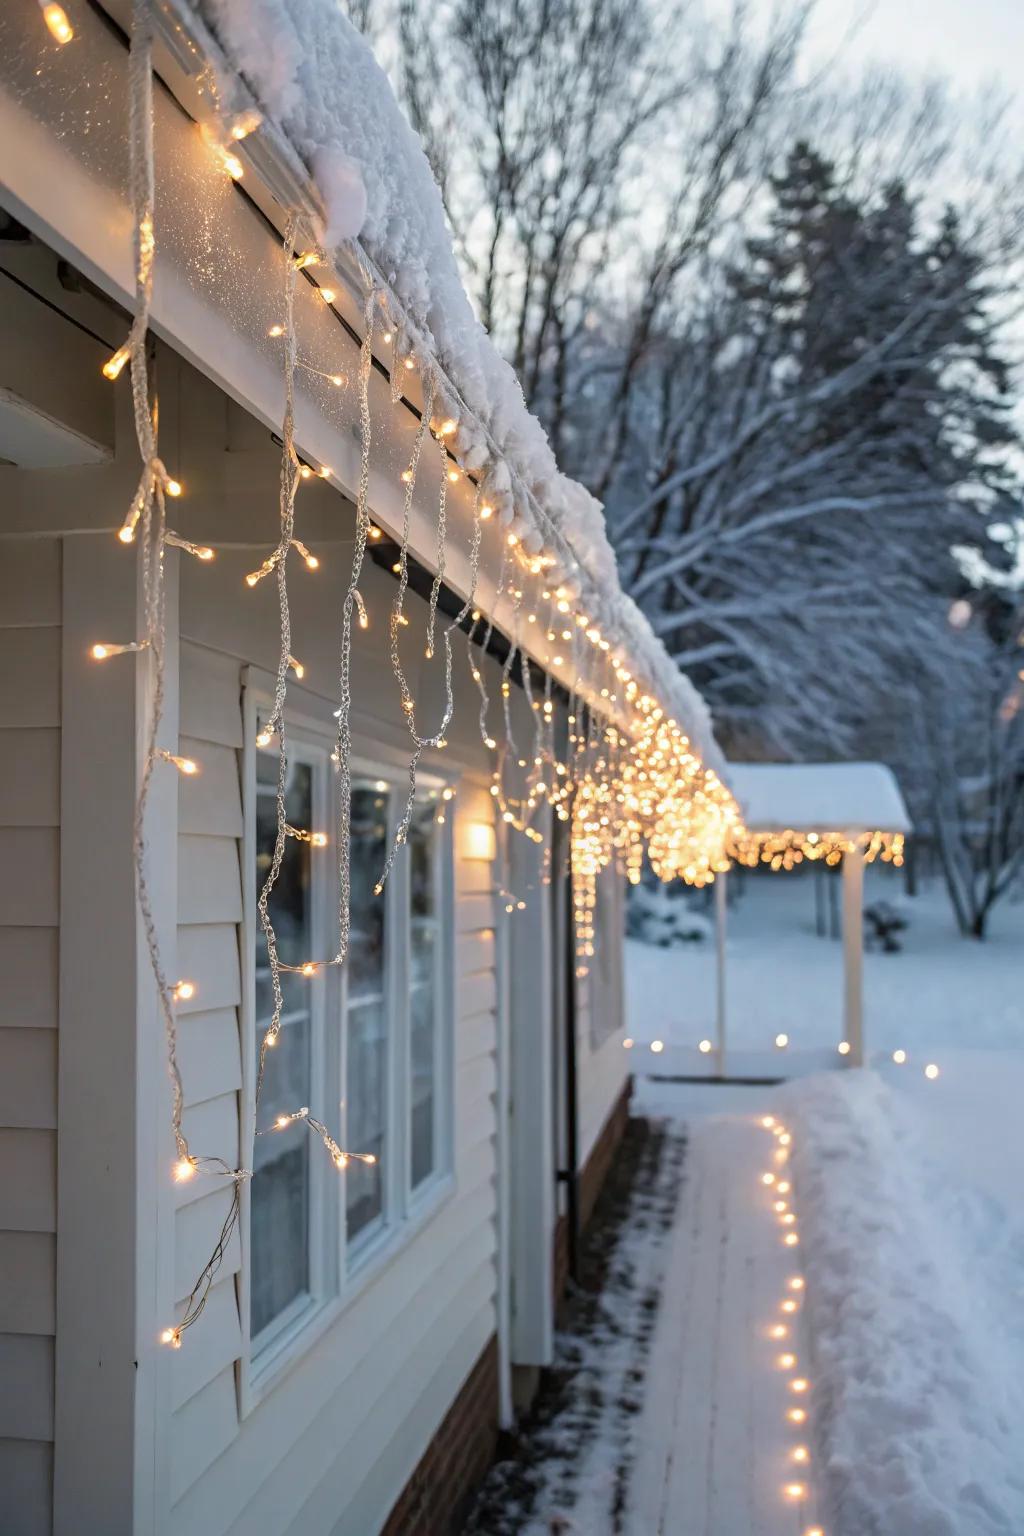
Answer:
xmin=109 ymin=0 xmax=728 ymax=777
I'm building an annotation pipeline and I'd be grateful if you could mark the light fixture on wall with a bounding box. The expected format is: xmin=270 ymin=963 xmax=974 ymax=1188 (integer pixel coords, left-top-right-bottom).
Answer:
xmin=465 ymin=821 xmax=496 ymax=862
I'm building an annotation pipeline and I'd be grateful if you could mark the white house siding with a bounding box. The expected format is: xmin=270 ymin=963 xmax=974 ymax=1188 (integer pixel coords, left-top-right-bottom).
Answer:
xmin=0 ymin=538 xmax=62 ymax=1536
xmin=167 ymin=536 xmax=501 ymax=1536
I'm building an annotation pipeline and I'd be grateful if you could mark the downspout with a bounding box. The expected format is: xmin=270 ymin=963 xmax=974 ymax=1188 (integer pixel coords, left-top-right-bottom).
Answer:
xmin=495 ymin=818 xmax=514 ymax=1429
xmin=562 ymin=855 xmax=581 ymax=1286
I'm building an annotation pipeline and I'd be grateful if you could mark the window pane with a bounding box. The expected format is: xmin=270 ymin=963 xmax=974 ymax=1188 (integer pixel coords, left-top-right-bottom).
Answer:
xmin=346 ymin=785 xmax=389 ymax=1241
xmin=252 ymin=750 xmax=314 ymax=1340
xmin=409 ymin=801 xmax=439 ymax=1189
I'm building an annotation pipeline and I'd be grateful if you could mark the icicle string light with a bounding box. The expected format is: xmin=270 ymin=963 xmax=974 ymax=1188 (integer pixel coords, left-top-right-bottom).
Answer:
xmin=254 ymin=221 xmax=303 ymax=1104
xmin=729 ymin=827 xmax=905 ymax=871
xmin=332 ymin=287 xmax=377 ymax=968
xmin=92 ymin=0 xmax=754 ymax=1353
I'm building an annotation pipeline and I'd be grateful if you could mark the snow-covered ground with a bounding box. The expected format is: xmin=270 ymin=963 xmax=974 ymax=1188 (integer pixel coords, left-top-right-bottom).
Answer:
xmin=629 ymin=871 xmax=1024 ymax=1535
xmin=626 ymin=867 xmax=1022 ymax=1056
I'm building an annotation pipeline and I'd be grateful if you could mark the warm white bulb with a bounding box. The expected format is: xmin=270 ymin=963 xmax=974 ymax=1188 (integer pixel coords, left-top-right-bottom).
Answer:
xmin=925 ymin=1063 xmax=939 ymax=1080
xmin=892 ymin=1048 xmax=906 ymax=1064
xmin=40 ymin=1 xmax=74 ymax=42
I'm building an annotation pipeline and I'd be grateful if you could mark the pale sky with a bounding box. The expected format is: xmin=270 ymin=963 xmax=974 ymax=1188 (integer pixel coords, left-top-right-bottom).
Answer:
xmin=804 ymin=0 xmax=1024 ymax=97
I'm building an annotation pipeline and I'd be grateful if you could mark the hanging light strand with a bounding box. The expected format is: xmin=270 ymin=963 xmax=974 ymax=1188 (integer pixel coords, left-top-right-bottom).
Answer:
xmin=332 ymin=286 xmax=377 ymax=968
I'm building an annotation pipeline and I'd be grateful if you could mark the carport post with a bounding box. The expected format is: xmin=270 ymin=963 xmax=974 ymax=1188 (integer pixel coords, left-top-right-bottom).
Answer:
xmin=842 ymin=846 xmax=865 ymax=1066
xmin=715 ymin=871 xmax=727 ymax=1076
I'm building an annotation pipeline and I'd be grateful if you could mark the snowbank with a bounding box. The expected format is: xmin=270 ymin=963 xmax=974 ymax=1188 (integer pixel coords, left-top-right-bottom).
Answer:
xmin=188 ymin=0 xmax=725 ymax=770
xmin=782 ymin=1071 xmax=1024 ymax=1536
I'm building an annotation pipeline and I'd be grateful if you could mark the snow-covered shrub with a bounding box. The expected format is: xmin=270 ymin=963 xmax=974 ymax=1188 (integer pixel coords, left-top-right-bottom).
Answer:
xmin=627 ymin=883 xmax=712 ymax=947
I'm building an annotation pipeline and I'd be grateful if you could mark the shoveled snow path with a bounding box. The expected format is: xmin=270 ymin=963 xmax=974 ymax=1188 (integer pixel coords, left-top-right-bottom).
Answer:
xmin=627 ymin=1085 xmax=825 ymax=1536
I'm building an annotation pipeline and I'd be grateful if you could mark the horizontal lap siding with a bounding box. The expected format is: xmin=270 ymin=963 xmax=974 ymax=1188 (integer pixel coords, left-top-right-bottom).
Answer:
xmin=170 ymin=596 xmax=500 ymax=1536
xmin=170 ymin=642 xmax=245 ymax=1504
xmin=0 ymin=540 xmax=61 ymax=1536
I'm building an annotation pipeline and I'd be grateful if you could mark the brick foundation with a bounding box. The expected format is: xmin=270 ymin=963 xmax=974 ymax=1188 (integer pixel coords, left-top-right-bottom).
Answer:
xmin=380 ymin=1337 xmax=499 ymax=1536
xmin=381 ymin=1075 xmax=633 ymax=1535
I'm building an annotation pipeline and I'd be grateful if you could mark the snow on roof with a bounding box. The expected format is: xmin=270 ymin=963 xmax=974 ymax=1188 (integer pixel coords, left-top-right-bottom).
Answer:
xmin=728 ymin=762 xmax=912 ymax=835
xmin=191 ymin=0 xmax=725 ymax=773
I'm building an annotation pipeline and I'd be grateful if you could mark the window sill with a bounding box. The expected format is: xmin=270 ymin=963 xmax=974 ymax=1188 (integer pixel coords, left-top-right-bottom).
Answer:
xmin=241 ymin=1171 xmax=456 ymax=1416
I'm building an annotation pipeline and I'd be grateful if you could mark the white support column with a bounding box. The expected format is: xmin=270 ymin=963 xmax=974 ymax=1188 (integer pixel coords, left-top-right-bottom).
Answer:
xmin=714 ymin=872 xmax=728 ymax=1078
xmin=842 ymin=847 xmax=865 ymax=1066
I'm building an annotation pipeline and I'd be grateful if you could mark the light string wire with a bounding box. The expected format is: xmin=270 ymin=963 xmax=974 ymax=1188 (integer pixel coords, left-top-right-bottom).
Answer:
xmin=375 ymin=376 xmax=462 ymax=895
xmin=122 ymin=0 xmax=243 ymax=1347
xmin=332 ymin=286 xmax=377 ymax=969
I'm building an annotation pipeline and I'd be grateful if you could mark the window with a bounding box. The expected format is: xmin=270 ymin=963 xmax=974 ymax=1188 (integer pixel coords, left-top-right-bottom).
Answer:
xmin=243 ymin=700 xmax=454 ymax=1383
xmin=250 ymin=742 xmax=330 ymax=1350
xmin=408 ymin=799 xmax=443 ymax=1190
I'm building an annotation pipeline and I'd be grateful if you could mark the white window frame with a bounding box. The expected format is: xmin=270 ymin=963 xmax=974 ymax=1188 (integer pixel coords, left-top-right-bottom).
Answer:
xmin=238 ymin=675 xmax=455 ymax=1414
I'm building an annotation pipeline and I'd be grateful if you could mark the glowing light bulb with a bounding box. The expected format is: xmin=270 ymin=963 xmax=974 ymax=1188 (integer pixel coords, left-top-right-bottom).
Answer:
xmin=769 ymin=1324 xmax=787 ymax=1340
xmin=792 ymin=1446 xmax=809 ymax=1464
xmin=775 ymin=1033 xmax=789 ymax=1049
xmin=782 ymin=1299 xmax=797 ymax=1314
xmin=623 ymin=1038 xmax=634 ymax=1050
xmin=275 ymin=1114 xmax=290 ymax=1128
xmin=268 ymin=324 xmax=284 ymax=337
xmin=777 ymin=1181 xmax=791 ymax=1194
xmin=925 ymin=1063 xmax=939 ymax=1080
xmin=288 ymin=656 xmax=304 ymax=679
xmin=783 ymin=1483 xmax=806 ymax=1501
xmin=784 ymin=1233 xmax=799 ymax=1247
xmin=479 ymin=503 xmax=493 ymax=520
xmin=310 ymin=832 xmax=328 ymax=847
xmin=102 ymin=343 xmax=131 ymax=380
xmin=331 ymin=374 xmax=344 ymax=387
xmin=650 ymin=1040 xmax=664 ymax=1054
xmin=789 ymin=1277 xmax=805 ymax=1291
xmin=762 ymin=1116 xmax=775 ymax=1129
xmin=164 ymin=478 xmax=183 ymax=498
xmin=159 ymin=752 xmax=197 ymax=775
xmin=319 ymin=288 xmax=337 ymax=304
xmin=174 ymin=1157 xmax=196 ymax=1183
xmin=838 ymin=1040 xmax=850 ymax=1055
xmin=698 ymin=1038 xmax=712 ymax=1054
xmin=293 ymin=251 xmax=319 ymax=270
xmin=160 ymin=1327 xmax=182 ymax=1349
xmin=778 ymin=1353 xmax=796 ymax=1369
xmin=790 ymin=1377 xmax=809 ymax=1393
xmin=256 ymin=729 xmax=273 ymax=748
xmin=787 ymin=1407 xmax=807 ymax=1424
xmin=403 ymin=356 xmax=415 ymax=370
xmin=172 ymin=980 xmax=195 ymax=1002
xmin=778 ymin=1132 xmax=791 ymax=1146
xmin=774 ymin=1200 xmax=787 ymax=1213
xmin=300 ymin=962 xmax=318 ymax=978
xmin=439 ymin=418 xmax=458 ymax=436
xmin=761 ymin=1173 xmax=775 ymax=1186
xmin=40 ymin=1 xmax=74 ymax=43
xmin=368 ymin=525 xmax=382 ymax=540
xmin=229 ymin=108 xmax=262 ymax=141
xmin=892 ymin=1048 xmax=906 ymax=1065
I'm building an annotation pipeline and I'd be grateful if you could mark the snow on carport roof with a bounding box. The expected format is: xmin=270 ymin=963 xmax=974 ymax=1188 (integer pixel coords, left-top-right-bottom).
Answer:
xmin=728 ymin=762 xmax=911 ymax=835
